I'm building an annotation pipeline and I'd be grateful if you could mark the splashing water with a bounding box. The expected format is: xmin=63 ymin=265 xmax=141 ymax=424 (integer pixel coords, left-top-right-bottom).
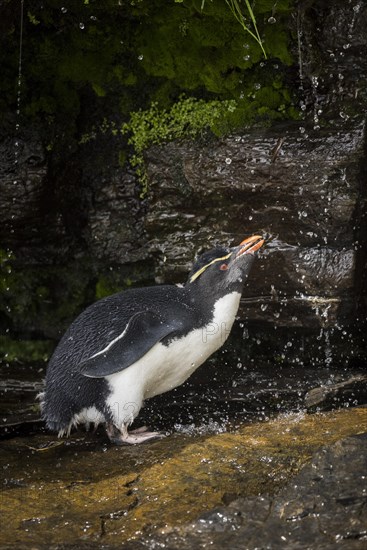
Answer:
xmin=311 ymin=75 xmax=321 ymax=130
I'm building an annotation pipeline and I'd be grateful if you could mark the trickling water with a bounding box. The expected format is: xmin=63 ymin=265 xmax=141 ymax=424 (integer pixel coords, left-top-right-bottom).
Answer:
xmin=317 ymin=327 xmax=333 ymax=369
xmin=6 ymin=0 xmax=25 ymax=315
xmin=295 ymin=6 xmax=304 ymax=91
xmin=14 ymin=0 xmax=24 ymax=168
xmin=349 ymin=2 xmax=362 ymax=36
xmin=310 ymin=75 xmax=321 ymax=130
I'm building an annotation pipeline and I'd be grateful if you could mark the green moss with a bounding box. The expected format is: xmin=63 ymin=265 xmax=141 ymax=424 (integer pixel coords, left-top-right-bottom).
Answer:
xmin=0 ymin=252 xmax=94 ymax=337
xmin=95 ymin=268 xmax=148 ymax=301
xmin=0 ymin=336 xmax=54 ymax=363
xmin=138 ymin=0 xmax=293 ymax=93
xmin=121 ymin=66 xmax=299 ymax=193
xmin=1 ymin=0 xmax=297 ymax=160
xmin=1 ymin=245 xmax=155 ymax=342
xmin=95 ymin=275 xmax=122 ymax=301
xmin=121 ymin=96 xmax=238 ymax=195
xmin=1 ymin=1 xmax=300 ymax=341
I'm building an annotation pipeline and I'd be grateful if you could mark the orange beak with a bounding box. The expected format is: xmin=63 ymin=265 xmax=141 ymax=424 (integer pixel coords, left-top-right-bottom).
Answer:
xmin=236 ymin=234 xmax=265 ymax=257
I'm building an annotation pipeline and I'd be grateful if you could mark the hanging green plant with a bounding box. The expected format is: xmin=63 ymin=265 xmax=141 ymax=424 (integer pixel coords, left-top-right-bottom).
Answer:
xmin=201 ymin=0 xmax=267 ymax=58
xmin=225 ymin=0 xmax=267 ymax=59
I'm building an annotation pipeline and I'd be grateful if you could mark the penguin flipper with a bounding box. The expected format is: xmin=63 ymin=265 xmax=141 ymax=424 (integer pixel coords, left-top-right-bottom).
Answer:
xmin=78 ymin=310 xmax=183 ymax=378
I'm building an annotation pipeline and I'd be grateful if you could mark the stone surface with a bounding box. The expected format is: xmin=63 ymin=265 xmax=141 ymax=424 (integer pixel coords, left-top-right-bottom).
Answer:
xmin=2 ymin=357 xmax=366 ymax=439
xmin=298 ymin=0 xmax=367 ymax=115
xmin=145 ymin=118 xmax=366 ymax=329
xmin=305 ymin=374 xmax=367 ymax=411
xmin=0 ymin=126 xmax=64 ymax=264
xmin=1 ymin=0 xmax=366 ymax=405
xmin=1 ymin=116 xmax=366 ymax=363
xmin=142 ymin=430 xmax=367 ymax=550
xmin=0 ymin=407 xmax=366 ymax=549
xmin=1 ymin=3 xmax=367 ymax=549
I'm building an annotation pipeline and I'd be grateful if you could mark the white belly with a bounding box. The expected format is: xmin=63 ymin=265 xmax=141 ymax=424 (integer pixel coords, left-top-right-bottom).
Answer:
xmin=105 ymin=292 xmax=241 ymax=428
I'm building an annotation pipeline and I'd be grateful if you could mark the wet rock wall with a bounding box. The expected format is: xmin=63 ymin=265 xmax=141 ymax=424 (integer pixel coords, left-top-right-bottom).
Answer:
xmin=1 ymin=0 xmax=366 ymax=372
xmin=3 ymin=121 xmax=366 ymax=371
xmin=144 ymin=118 xmax=365 ymax=331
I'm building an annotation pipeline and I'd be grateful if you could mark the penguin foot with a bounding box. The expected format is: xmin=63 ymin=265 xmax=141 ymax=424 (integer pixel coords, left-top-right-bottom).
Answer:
xmin=106 ymin=423 xmax=165 ymax=445
xmin=129 ymin=425 xmax=149 ymax=434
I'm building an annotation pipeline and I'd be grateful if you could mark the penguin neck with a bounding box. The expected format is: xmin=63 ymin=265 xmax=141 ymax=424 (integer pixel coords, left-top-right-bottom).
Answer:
xmin=184 ymin=280 xmax=244 ymax=314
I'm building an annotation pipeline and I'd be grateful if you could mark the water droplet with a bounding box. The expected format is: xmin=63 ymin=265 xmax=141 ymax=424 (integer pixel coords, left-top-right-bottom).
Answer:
xmin=79 ymin=22 xmax=85 ymax=30
xmin=61 ymin=7 xmax=67 ymax=13
xmin=225 ymin=157 xmax=232 ymax=165
xmin=297 ymin=210 xmax=308 ymax=219
xmin=138 ymin=54 xmax=144 ymax=61
xmin=268 ymin=16 xmax=276 ymax=24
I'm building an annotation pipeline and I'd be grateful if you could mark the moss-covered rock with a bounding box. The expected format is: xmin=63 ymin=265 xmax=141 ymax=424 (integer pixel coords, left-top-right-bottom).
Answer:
xmin=0 ymin=251 xmax=93 ymax=339
xmin=0 ymin=335 xmax=53 ymax=363
xmin=0 ymin=0 xmax=297 ymax=158
xmin=0 ymin=0 xmax=298 ymax=350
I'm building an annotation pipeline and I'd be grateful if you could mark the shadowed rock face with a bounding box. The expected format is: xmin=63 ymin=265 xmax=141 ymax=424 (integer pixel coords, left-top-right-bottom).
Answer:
xmin=1 ymin=1 xmax=366 ymax=366
xmin=298 ymin=0 xmax=367 ymax=114
xmin=145 ymin=119 xmax=365 ymax=328
xmin=0 ymin=118 xmax=366 ymax=355
xmin=0 ymin=130 xmax=53 ymax=261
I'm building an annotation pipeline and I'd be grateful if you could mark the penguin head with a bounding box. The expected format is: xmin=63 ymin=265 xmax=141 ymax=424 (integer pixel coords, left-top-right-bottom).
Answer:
xmin=187 ymin=235 xmax=264 ymax=294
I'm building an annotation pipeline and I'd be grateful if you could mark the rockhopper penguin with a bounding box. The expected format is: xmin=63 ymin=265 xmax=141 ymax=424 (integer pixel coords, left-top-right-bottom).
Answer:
xmin=40 ymin=234 xmax=264 ymax=444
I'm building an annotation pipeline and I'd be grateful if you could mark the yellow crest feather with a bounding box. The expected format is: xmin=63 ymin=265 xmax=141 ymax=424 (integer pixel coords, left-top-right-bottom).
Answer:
xmin=189 ymin=253 xmax=231 ymax=283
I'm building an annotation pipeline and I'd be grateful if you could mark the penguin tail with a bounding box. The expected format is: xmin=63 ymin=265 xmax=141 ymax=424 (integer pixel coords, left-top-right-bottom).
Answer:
xmin=37 ymin=390 xmax=73 ymax=437
xmin=37 ymin=390 xmax=45 ymax=411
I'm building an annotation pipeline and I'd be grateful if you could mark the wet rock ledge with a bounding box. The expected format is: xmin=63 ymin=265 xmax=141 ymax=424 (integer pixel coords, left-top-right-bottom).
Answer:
xmin=141 ymin=429 xmax=367 ymax=550
xmin=0 ymin=407 xmax=366 ymax=549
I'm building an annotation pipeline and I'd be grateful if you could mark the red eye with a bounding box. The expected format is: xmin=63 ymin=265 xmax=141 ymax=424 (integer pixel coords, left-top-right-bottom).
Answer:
xmin=220 ymin=263 xmax=228 ymax=271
